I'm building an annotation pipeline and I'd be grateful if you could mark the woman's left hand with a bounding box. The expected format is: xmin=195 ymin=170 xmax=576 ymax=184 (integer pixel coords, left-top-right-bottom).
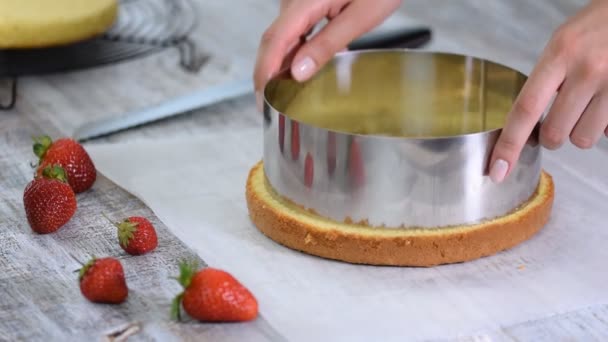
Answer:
xmin=489 ymin=0 xmax=608 ymax=183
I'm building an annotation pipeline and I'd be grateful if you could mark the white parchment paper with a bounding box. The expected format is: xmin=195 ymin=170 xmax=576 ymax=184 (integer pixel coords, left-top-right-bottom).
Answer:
xmin=86 ymin=128 xmax=608 ymax=341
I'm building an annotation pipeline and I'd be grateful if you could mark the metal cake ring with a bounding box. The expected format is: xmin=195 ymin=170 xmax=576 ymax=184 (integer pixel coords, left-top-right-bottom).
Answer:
xmin=262 ymin=49 xmax=541 ymax=229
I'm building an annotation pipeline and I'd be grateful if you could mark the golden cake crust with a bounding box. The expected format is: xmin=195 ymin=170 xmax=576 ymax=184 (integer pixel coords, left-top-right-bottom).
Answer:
xmin=245 ymin=161 xmax=554 ymax=267
xmin=0 ymin=0 xmax=118 ymax=49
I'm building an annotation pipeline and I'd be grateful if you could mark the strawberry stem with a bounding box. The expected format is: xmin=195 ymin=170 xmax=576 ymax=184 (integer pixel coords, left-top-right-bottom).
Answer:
xmin=171 ymin=293 xmax=184 ymax=321
xmin=176 ymin=259 xmax=198 ymax=289
xmin=68 ymin=252 xmax=86 ymax=266
xmin=101 ymin=212 xmax=116 ymax=225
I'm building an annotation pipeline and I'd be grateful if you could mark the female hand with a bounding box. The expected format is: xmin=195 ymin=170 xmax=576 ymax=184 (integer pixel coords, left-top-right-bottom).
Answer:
xmin=490 ymin=0 xmax=608 ymax=183
xmin=253 ymin=0 xmax=402 ymax=110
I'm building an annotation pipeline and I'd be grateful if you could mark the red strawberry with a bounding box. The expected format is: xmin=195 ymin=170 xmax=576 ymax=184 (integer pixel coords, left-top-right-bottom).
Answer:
xmin=106 ymin=215 xmax=158 ymax=255
xmin=23 ymin=165 xmax=77 ymax=234
xmin=171 ymin=261 xmax=258 ymax=322
xmin=33 ymin=135 xmax=96 ymax=193
xmin=78 ymin=257 xmax=128 ymax=304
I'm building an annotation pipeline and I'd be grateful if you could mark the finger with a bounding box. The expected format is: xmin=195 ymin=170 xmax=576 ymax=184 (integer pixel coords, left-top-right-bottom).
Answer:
xmin=290 ymin=0 xmax=400 ymax=82
xmin=280 ymin=0 xmax=293 ymax=12
xmin=253 ymin=1 xmax=328 ymax=93
xmin=540 ymin=72 xmax=597 ymax=149
xmin=571 ymin=92 xmax=608 ymax=148
xmin=489 ymin=49 xmax=566 ymax=183
xmin=255 ymin=36 xmax=308 ymax=113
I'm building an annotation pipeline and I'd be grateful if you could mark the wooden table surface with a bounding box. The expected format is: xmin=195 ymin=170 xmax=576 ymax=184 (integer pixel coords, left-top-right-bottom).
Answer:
xmin=3 ymin=0 xmax=607 ymax=341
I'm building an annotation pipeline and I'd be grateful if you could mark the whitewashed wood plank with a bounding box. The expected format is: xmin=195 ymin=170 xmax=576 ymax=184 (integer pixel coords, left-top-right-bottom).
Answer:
xmin=0 ymin=114 xmax=284 ymax=341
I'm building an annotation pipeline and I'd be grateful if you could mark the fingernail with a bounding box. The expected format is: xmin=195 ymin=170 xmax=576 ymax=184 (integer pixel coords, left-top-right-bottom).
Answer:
xmin=292 ymin=56 xmax=316 ymax=81
xmin=489 ymin=159 xmax=509 ymax=183
xmin=255 ymin=91 xmax=263 ymax=113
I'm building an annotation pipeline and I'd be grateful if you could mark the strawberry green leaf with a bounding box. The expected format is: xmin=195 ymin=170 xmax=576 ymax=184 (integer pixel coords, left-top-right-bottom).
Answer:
xmin=78 ymin=257 xmax=97 ymax=281
xmin=170 ymin=260 xmax=199 ymax=321
xmin=176 ymin=259 xmax=198 ymax=289
xmin=32 ymin=135 xmax=53 ymax=161
xmin=41 ymin=164 xmax=68 ymax=183
xmin=117 ymin=219 xmax=138 ymax=247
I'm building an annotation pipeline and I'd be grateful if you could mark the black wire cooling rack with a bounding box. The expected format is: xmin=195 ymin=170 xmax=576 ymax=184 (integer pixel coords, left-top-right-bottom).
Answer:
xmin=0 ymin=0 xmax=207 ymax=110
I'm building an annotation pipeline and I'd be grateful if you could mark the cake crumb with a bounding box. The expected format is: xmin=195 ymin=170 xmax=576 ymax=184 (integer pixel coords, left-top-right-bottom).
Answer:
xmin=326 ymin=231 xmax=338 ymax=241
xmin=304 ymin=233 xmax=316 ymax=245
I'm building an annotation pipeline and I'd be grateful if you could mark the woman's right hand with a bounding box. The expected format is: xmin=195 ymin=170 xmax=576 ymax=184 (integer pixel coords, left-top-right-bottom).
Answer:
xmin=253 ymin=0 xmax=402 ymax=111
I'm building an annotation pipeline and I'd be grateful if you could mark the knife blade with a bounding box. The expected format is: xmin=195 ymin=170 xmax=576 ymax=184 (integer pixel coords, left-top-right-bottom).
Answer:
xmin=74 ymin=26 xmax=431 ymax=141
xmin=74 ymin=79 xmax=252 ymax=141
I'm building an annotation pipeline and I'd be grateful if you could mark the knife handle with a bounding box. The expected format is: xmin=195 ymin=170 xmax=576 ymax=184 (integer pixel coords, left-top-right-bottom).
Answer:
xmin=347 ymin=26 xmax=432 ymax=51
